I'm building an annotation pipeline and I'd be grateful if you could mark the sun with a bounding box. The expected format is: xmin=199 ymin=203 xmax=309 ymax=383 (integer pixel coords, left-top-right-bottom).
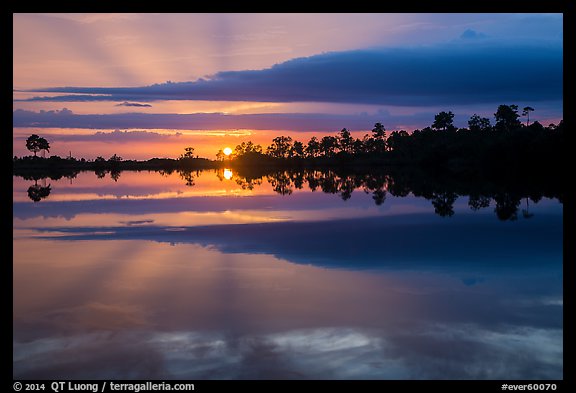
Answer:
xmin=223 ymin=147 xmax=233 ymax=156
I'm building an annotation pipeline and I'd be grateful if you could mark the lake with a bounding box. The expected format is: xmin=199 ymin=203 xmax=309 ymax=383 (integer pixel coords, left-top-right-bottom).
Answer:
xmin=13 ymin=168 xmax=563 ymax=379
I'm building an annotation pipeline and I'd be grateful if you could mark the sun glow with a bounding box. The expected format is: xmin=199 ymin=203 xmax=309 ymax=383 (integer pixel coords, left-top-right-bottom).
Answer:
xmin=223 ymin=147 xmax=233 ymax=156
xmin=223 ymin=168 xmax=233 ymax=180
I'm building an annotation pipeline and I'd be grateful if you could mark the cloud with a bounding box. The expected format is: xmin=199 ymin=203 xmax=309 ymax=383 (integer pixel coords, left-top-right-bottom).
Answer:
xmin=26 ymin=108 xmax=74 ymax=115
xmin=460 ymin=29 xmax=487 ymax=40
xmin=46 ymin=129 xmax=182 ymax=143
xmin=12 ymin=108 xmax=438 ymax=131
xmin=118 ymin=219 xmax=155 ymax=226
xmin=115 ymin=101 xmax=152 ymax=107
xmin=20 ymin=42 xmax=562 ymax=106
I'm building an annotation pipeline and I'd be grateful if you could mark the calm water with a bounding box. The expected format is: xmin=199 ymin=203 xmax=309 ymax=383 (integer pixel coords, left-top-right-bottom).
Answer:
xmin=13 ymin=169 xmax=563 ymax=379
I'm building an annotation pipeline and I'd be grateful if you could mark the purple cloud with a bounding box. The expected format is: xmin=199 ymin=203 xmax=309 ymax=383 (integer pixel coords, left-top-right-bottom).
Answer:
xmin=48 ymin=129 xmax=182 ymax=143
xmin=114 ymin=101 xmax=152 ymax=108
xmin=12 ymin=108 xmax=439 ymax=131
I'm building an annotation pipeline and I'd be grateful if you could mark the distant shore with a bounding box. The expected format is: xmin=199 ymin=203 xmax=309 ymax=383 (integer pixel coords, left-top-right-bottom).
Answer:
xmin=14 ymin=105 xmax=564 ymax=185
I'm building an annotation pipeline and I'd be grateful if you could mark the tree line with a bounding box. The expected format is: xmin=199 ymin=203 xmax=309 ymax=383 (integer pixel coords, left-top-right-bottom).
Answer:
xmin=15 ymin=104 xmax=563 ymax=178
xmin=224 ymin=105 xmax=562 ymax=171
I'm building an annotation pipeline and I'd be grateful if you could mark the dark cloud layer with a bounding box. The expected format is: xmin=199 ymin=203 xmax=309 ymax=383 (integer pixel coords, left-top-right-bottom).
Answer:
xmin=12 ymin=108 xmax=434 ymax=131
xmin=21 ymin=42 xmax=562 ymax=106
xmin=114 ymin=101 xmax=152 ymax=107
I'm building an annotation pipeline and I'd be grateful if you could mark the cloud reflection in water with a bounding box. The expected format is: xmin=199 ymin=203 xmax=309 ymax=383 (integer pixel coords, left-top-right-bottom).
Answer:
xmin=14 ymin=324 xmax=561 ymax=380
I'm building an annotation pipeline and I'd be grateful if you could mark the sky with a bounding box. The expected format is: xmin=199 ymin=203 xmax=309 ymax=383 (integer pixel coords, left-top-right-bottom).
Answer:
xmin=13 ymin=13 xmax=563 ymax=160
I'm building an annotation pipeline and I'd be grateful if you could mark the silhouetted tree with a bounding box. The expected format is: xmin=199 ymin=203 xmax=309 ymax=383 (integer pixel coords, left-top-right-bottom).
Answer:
xmin=372 ymin=122 xmax=386 ymax=139
xmin=387 ymin=130 xmax=410 ymax=156
xmin=26 ymin=134 xmax=50 ymax=157
xmin=235 ymin=141 xmax=262 ymax=156
xmin=371 ymin=123 xmax=387 ymax=153
xmin=320 ymin=136 xmax=338 ymax=157
xmin=432 ymin=111 xmax=455 ymax=131
xmin=216 ymin=149 xmax=225 ymax=161
xmin=522 ymin=106 xmax=535 ymax=126
xmin=108 ymin=154 xmax=122 ymax=162
xmin=305 ymin=137 xmax=321 ymax=158
xmin=267 ymin=136 xmax=293 ymax=158
xmin=361 ymin=134 xmax=375 ymax=153
xmin=181 ymin=146 xmax=195 ymax=159
xmin=291 ymin=141 xmax=305 ymax=158
xmin=338 ymin=128 xmax=354 ymax=154
xmin=494 ymin=104 xmax=522 ymax=132
xmin=468 ymin=114 xmax=492 ymax=132
xmin=353 ymin=138 xmax=366 ymax=155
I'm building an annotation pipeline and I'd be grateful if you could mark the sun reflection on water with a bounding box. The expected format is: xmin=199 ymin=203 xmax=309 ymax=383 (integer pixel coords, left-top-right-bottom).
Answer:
xmin=223 ymin=168 xmax=233 ymax=180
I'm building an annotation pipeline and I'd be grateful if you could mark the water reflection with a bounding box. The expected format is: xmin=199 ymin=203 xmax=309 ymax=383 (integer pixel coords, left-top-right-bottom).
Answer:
xmin=27 ymin=179 xmax=51 ymax=202
xmin=179 ymin=169 xmax=197 ymax=187
xmin=13 ymin=326 xmax=562 ymax=379
xmin=223 ymin=168 xmax=233 ymax=180
xmin=13 ymin=170 xmax=563 ymax=379
xmin=33 ymin=212 xmax=561 ymax=271
xmin=19 ymin=168 xmax=562 ymax=222
xmin=13 ymin=236 xmax=562 ymax=379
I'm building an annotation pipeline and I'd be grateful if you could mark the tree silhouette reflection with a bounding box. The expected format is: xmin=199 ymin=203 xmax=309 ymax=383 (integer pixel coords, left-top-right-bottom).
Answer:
xmin=338 ymin=177 xmax=357 ymax=201
xmin=179 ymin=170 xmax=197 ymax=187
xmin=494 ymin=193 xmax=521 ymax=221
xmin=430 ymin=191 xmax=457 ymax=217
xmin=94 ymin=168 xmax=107 ymax=179
xmin=267 ymin=172 xmax=293 ymax=196
xmin=110 ymin=169 xmax=121 ymax=182
xmin=19 ymin=167 xmax=556 ymax=220
xmin=468 ymin=194 xmax=491 ymax=211
xmin=371 ymin=188 xmax=387 ymax=206
xmin=229 ymin=168 xmax=550 ymax=220
xmin=522 ymin=197 xmax=535 ymax=219
xmin=27 ymin=180 xmax=51 ymax=202
xmin=235 ymin=176 xmax=262 ymax=190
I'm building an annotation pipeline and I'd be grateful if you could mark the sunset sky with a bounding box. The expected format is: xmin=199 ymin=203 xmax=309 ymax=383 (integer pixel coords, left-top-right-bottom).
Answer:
xmin=13 ymin=13 xmax=563 ymax=160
